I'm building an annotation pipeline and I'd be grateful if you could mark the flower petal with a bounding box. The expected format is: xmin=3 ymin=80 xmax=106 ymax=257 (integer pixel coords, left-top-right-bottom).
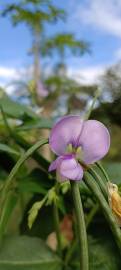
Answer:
xmin=48 ymin=157 xmax=61 ymax=172
xmin=59 ymin=156 xmax=83 ymax=181
xmin=49 ymin=115 xmax=84 ymax=155
xmin=80 ymin=120 xmax=110 ymax=164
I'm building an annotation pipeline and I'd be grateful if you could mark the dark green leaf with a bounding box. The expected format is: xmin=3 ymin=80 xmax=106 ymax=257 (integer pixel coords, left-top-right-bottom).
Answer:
xmin=0 ymin=144 xmax=19 ymax=156
xmin=70 ymin=235 xmax=121 ymax=270
xmin=89 ymin=236 xmax=121 ymax=270
xmin=18 ymin=180 xmax=47 ymax=194
xmin=1 ymin=138 xmax=48 ymax=198
xmin=103 ymin=162 xmax=121 ymax=184
xmin=0 ymin=236 xmax=62 ymax=270
xmin=18 ymin=168 xmax=53 ymax=194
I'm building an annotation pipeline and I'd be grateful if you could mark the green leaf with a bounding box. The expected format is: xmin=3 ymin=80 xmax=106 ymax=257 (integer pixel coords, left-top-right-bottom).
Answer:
xmin=70 ymin=235 xmax=121 ymax=270
xmin=89 ymin=236 xmax=121 ymax=270
xmin=46 ymin=187 xmax=58 ymax=205
xmin=16 ymin=118 xmax=53 ymax=131
xmin=1 ymin=138 xmax=48 ymax=200
xmin=0 ymin=192 xmax=18 ymax=237
xmin=0 ymin=92 xmax=37 ymax=120
xmin=18 ymin=180 xmax=47 ymax=195
xmin=41 ymin=33 xmax=90 ymax=57
xmin=21 ymin=201 xmax=55 ymax=239
xmin=103 ymin=162 xmax=121 ymax=184
xmin=28 ymin=185 xmax=59 ymax=229
xmin=90 ymin=237 xmax=121 ymax=270
xmin=0 ymin=139 xmax=48 ymax=239
xmin=0 ymin=236 xmax=62 ymax=270
xmin=28 ymin=198 xmax=46 ymax=229
xmin=18 ymin=168 xmax=53 ymax=194
xmin=0 ymin=144 xmax=19 ymax=156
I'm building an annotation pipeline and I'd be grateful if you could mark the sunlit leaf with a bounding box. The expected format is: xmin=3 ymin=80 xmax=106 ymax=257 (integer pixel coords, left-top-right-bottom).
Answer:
xmin=28 ymin=198 xmax=46 ymax=229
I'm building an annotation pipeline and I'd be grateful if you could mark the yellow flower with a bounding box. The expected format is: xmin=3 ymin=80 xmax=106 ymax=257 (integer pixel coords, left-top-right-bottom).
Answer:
xmin=108 ymin=182 xmax=121 ymax=227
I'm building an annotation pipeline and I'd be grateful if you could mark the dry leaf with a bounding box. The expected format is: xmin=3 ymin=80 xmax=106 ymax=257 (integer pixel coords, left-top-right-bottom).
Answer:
xmin=108 ymin=182 xmax=121 ymax=227
xmin=46 ymin=232 xmax=57 ymax=251
xmin=46 ymin=214 xmax=73 ymax=250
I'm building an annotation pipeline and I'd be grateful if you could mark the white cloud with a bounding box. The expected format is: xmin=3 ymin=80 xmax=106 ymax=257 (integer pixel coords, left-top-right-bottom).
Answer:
xmin=0 ymin=65 xmax=34 ymax=81
xmin=0 ymin=67 xmax=17 ymax=94
xmin=0 ymin=64 xmax=107 ymax=94
xmin=75 ymin=0 xmax=121 ymax=37
xmin=0 ymin=67 xmax=17 ymax=79
xmin=0 ymin=65 xmax=33 ymax=94
xmin=67 ymin=65 xmax=106 ymax=85
xmin=114 ymin=48 xmax=121 ymax=60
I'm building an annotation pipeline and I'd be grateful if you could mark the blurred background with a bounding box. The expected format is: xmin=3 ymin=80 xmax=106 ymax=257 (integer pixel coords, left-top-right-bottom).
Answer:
xmin=1 ymin=0 xmax=121 ymax=162
xmin=0 ymin=1 xmax=121 ymax=269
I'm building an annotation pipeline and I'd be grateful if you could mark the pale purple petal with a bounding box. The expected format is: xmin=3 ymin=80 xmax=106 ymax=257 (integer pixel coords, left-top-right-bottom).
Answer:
xmin=59 ymin=156 xmax=83 ymax=181
xmin=79 ymin=120 xmax=110 ymax=164
xmin=48 ymin=157 xmax=61 ymax=172
xmin=49 ymin=116 xmax=84 ymax=155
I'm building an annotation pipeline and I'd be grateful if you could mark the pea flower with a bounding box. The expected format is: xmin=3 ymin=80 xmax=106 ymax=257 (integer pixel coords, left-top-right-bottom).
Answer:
xmin=49 ymin=115 xmax=110 ymax=181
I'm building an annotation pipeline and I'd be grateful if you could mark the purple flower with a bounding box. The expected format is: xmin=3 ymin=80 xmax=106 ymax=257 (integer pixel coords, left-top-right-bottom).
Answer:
xmin=49 ymin=115 xmax=110 ymax=181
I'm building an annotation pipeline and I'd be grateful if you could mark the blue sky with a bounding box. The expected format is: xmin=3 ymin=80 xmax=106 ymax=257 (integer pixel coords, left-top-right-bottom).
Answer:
xmin=0 ymin=0 xmax=121 ymax=91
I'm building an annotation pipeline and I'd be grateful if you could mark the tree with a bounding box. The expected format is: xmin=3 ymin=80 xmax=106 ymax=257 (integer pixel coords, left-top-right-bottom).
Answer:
xmin=1 ymin=0 xmax=89 ymax=105
xmin=41 ymin=33 xmax=90 ymax=62
xmin=91 ymin=61 xmax=121 ymax=126
xmin=100 ymin=61 xmax=121 ymax=101
xmin=1 ymin=0 xmax=65 ymax=100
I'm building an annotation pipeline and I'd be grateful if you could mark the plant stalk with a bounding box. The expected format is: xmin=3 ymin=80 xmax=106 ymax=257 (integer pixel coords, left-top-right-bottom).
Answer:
xmin=71 ymin=181 xmax=89 ymax=270
xmin=84 ymin=172 xmax=121 ymax=252
xmin=86 ymin=203 xmax=99 ymax=229
xmin=88 ymin=167 xmax=107 ymax=199
xmin=96 ymin=162 xmax=110 ymax=182
xmin=84 ymin=89 xmax=100 ymax=120
xmin=53 ymin=201 xmax=62 ymax=256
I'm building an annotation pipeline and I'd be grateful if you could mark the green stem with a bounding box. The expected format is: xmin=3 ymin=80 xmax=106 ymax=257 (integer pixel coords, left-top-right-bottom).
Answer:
xmin=65 ymin=240 xmax=77 ymax=268
xmin=53 ymin=201 xmax=62 ymax=256
xmin=86 ymin=203 xmax=99 ymax=229
xmin=71 ymin=181 xmax=89 ymax=270
xmin=84 ymin=172 xmax=121 ymax=252
xmin=96 ymin=161 xmax=110 ymax=182
xmin=84 ymin=90 xmax=100 ymax=120
xmin=88 ymin=167 xmax=107 ymax=199
xmin=65 ymin=203 xmax=99 ymax=267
